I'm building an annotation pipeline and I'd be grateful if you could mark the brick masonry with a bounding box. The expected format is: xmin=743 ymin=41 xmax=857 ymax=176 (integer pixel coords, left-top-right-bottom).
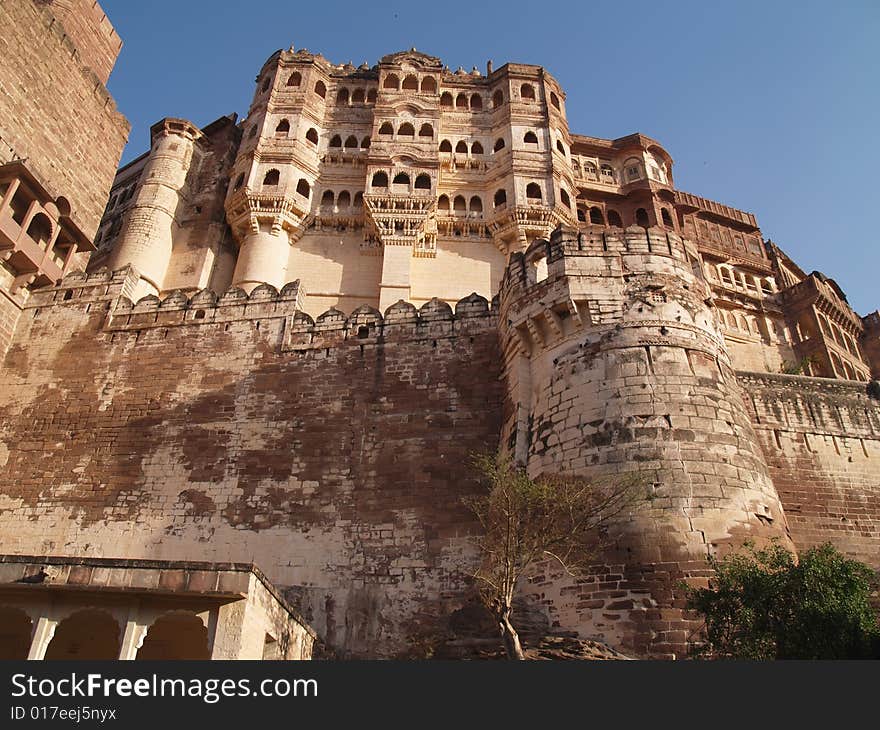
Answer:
xmin=0 ymin=270 xmax=503 ymax=657
xmin=0 ymin=0 xmax=129 ymax=239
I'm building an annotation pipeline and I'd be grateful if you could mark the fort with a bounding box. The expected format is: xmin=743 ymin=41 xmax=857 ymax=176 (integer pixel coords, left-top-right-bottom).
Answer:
xmin=0 ymin=0 xmax=877 ymax=659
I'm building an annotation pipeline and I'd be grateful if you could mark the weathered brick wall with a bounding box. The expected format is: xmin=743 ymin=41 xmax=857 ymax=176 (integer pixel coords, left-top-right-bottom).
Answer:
xmin=739 ymin=372 xmax=880 ymax=568
xmin=0 ymin=0 xmax=129 ymax=238
xmin=0 ymin=269 xmax=502 ymax=657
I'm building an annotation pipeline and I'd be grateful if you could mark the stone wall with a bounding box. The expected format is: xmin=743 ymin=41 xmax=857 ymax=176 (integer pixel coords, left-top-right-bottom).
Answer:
xmin=739 ymin=372 xmax=880 ymax=568
xmin=0 ymin=269 xmax=503 ymax=657
xmin=0 ymin=0 xmax=129 ymax=239
xmin=34 ymin=0 xmax=121 ymax=84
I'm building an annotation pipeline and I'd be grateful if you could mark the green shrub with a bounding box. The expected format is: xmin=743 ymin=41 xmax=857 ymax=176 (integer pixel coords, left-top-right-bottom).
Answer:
xmin=687 ymin=541 xmax=879 ymax=659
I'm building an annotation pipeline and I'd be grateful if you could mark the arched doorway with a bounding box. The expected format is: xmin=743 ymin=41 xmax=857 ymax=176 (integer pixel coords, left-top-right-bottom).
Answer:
xmin=136 ymin=612 xmax=210 ymax=660
xmin=0 ymin=607 xmax=33 ymax=659
xmin=45 ymin=609 xmax=120 ymax=659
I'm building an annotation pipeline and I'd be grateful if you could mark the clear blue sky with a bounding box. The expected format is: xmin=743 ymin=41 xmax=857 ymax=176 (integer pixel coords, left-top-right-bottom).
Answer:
xmin=102 ymin=0 xmax=879 ymax=315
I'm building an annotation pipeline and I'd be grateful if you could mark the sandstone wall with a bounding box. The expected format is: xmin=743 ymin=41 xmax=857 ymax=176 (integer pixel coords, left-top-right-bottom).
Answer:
xmin=0 ymin=269 xmax=502 ymax=658
xmin=739 ymin=372 xmax=880 ymax=568
xmin=0 ymin=0 xmax=129 ymax=238
xmin=35 ymin=0 xmax=121 ymax=84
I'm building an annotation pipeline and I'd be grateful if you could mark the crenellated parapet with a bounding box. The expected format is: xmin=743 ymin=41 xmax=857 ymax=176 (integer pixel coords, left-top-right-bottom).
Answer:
xmin=283 ymin=292 xmax=494 ymax=351
xmin=106 ymin=280 xmax=303 ymax=332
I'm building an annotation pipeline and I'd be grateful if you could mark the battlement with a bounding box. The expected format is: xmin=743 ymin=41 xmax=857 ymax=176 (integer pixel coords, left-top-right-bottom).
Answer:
xmin=283 ymin=293 xmax=495 ymax=351
xmin=503 ymin=224 xmax=694 ymax=294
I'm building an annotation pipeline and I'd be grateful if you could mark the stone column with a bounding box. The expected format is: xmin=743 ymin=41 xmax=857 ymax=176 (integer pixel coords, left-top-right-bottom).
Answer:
xmin=231 ymin=228 xmax=290 ymax=293
xmin=27 ymin=616 xmax=58 ymax=660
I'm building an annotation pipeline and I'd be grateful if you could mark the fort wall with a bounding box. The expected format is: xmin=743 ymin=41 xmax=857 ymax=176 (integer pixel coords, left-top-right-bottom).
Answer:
xmin=739 ymin=372 xmax=880 ymax=568
xmin=0 ymin=269 xmax=503 ymax=657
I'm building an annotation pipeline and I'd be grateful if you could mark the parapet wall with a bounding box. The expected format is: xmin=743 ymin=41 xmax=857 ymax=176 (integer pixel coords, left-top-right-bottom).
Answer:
xmin=739 ymin=372 xmax=880 ymax=568
xmin=0 ymin=268 xmax=503 ymax=658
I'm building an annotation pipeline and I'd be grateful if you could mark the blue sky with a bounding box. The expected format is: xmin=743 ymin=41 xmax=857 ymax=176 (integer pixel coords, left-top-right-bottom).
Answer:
xmin=102 ymin=0 xmax=879 ymax=314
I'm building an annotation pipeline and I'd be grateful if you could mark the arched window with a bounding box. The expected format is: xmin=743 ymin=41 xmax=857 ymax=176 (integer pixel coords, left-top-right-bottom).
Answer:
xmin=136 ymin=613 xmax=210 ymax=660
xmin=584 ymin=162 xmax=597 ymax=177
xmin=274 ymin=119 xmax=290 ymax=137
xmin=262 ymin=169 xmax=280 ymax=187
xmin=402 ymin=75 xmax=418 ymax=90
xmin=590 ymin=207 xmax=604 ymax=225
xmin=471 ymin=141 xmax=484 ymax=155
xmin=352 ymin=88 xmax=365 ymax=103
xmin=378 ymin=122 xmax=394 ymax=136
xmin=661 ymin=208 xmax=674 ymax=227
xmin=453 ymin=195 xmax=467 ymax=214
xmin=494 ymin=189 xmax=507 ymax=207
xmin=26 ymin=213 xmax=53 ymax=247
xmin=286 ymin=72 xmax=301 ymax=87
xmin=314 ymin=80 xmax=326 ymax=98
xmin=440 ymin=92 xmax=453 ymax=107
xmin=559 ymin=189 xmax=571 ymax=208
xmin=0 ymin=607 xmax=32 ymax=659
xmin=305 ymin=128 xmax=319 ymax=145
xmin=469 ymin=195 xmax=483 ymax=213
xmin=523 ymin=131 xmax=538 ymax=145
xmin=635 ymin=208 xmax=650 ymax=227
xmin=367 ymin=89 xmax=377 ymax=102
xmin=233 ymin=173 xmax=245 ymax=191
xmin=337 ymin=191 xmax=351 ymax=208
xmin=550 ymin=92 xmax=560 ymax=110
xmin=456 ymin=93 xmax=469 ymax=109
xmin=321 ymin=190 xmax=334 ymax=209
xmin=493 ymin=138 xmax=505 ymax=152
xmin=415 ymin=174 xmax=431 ymax=190
xmin=45 ymin=610 xmax=120 ymax=660
xmin=526 ymin=183 xmax=542 ymax=200
xmin=439 ymin=139 xmax=453 ymax=152
xmin=607 ymin=209 xmax=622 ymax=227
xmin=576 ymin=207 xmax=586 ymax=222
xmin=336 ymin=88 xmax=350 ymax=104
xmin=600 ymin=163 xmax=614 ymax=179
xmin=361 ymin=136 xmax=371 ymax=148
xmin=329 ymin=134 xmax=342 ymax=148
xmin=556 ymin=140 xmax=565 ymax=154
xmin=344 ymin=135 xmax=358 ymax=149
xmin=471 ymin=94 xmax=482 ymax=110
xmin=353 ymin=192 xmax=364 ymax=207
xmin=392 ymin=172 xmax=410 ymax=186
xmin=438 ymin=195 xmax=450 ymax=211
xmin=455 ymin=140 xmax=468 ymax=154
xmin=419 ymin=123 xmax=433 ymax=138
xmin=384 ymin=73 xmax=400 ymax=90
xmin=421 ymin=77 xmax=437 ymax=93
xmin=398 ymin=122 xmax=415 ymax=137
xmin=521 ymin=83 xmax=535 ymax=100
xmin=492 ymin=89 xmax=504 ymax=108
xmin=372 ymin=172 xmax=388 ymax=188
xmin=296 ymin=178 xmax=311 ymax=197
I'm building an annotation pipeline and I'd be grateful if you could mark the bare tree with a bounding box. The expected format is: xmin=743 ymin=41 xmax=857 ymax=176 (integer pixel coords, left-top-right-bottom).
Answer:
xmin=463 ymin=453 xmax=648 ymax=660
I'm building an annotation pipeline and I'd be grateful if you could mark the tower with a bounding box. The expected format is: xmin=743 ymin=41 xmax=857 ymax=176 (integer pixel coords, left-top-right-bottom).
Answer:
xmin=107 ymin=118 xmax=204 ymax=301
xmin=498 ymin=224 xmax=795 ymax=656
